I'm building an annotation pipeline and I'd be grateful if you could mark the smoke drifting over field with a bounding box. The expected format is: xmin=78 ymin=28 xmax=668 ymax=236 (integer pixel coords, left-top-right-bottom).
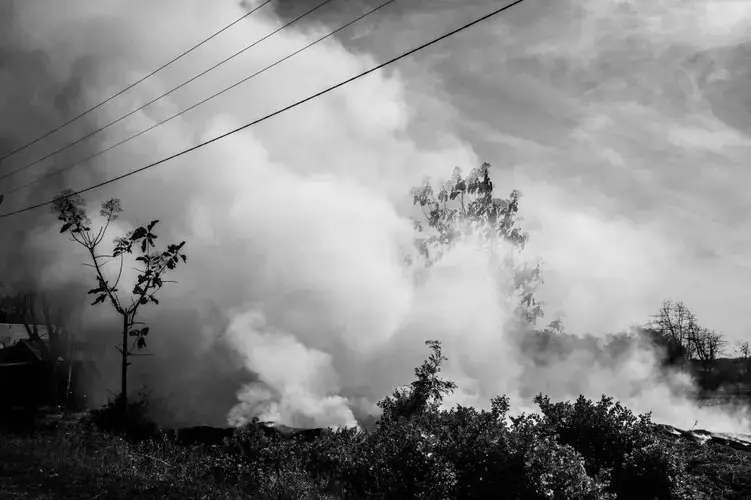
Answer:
xmin=0 ymin=0 xmax=750 ymax=432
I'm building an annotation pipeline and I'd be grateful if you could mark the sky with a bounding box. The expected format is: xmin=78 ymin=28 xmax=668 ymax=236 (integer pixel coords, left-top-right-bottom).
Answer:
xmin=269 ymin=0 xmax=751 ymax=339
xmin=0 ymin=0 xmax=750 ymax=432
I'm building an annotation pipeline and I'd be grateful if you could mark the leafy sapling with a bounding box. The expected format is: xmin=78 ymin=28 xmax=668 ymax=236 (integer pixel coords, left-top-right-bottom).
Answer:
xmin=52 ymin=189 xmax=187 ymax=411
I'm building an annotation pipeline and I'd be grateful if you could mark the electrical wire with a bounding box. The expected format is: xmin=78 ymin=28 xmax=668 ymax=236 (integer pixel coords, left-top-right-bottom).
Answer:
xmin=0 ymin=0 xmax=526 ymax=220
xmin=0 ymin=0 xmax=337 ymax=183
xmin=0 ymin=0 xmax=275 ymax=165
xmin=2 ymin=0 xmax=396 ymax=199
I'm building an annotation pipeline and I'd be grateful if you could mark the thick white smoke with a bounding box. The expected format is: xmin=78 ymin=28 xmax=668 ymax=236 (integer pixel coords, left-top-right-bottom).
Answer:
xmin=0 ymin=0 xmax=749 ymax=433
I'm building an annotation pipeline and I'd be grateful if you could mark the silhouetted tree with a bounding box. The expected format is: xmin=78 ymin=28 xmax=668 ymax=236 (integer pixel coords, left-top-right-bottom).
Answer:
xmin=692 ymin=328 xmax=726 ymax=366
xmin=734 ymin=340 xmax=751 ymax=388
xmin=736 ymin=341 xmax=751 ymax=360
xmin=649 ymin=300 xmax=700 ymax=365
xmin=52 ymin=190 xmax=187 ymax=415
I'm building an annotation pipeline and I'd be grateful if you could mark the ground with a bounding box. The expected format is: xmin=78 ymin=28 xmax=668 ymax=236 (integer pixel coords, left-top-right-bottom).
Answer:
xmin=1 ymin=409 xmax=751 ymax=499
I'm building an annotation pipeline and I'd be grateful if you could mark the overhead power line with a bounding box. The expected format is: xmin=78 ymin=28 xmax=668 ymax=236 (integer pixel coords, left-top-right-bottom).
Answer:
xmin=0 ymin=0 xmax=336 ymax=184
xmin=2 ymin=0 xmax=396 ymax=199
xmin=0 ymin=0 xmax=275 ymax=166
xmin=0 ymin=0 xmax=526 ymax=220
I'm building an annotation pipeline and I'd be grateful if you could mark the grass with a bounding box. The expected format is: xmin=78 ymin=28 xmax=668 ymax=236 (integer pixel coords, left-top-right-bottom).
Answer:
xmin=0 ymin=414 xmax=334 ymax=500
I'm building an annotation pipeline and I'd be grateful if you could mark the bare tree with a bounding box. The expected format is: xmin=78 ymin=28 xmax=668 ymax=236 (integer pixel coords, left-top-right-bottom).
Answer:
xmin=13 ymin=291 xmax=65 ymax=346
xmin=734 ymin=340 xmax=751 ymax=386
xmin=691 ymin=328 xmax=726 ymax=367
xmin=707 ymin=331 xmax=727 ymax=361
xmin=735 ymin=340 xmax=751 ymax=360
xmin=650 ymin=300 xmax=701 ymax=364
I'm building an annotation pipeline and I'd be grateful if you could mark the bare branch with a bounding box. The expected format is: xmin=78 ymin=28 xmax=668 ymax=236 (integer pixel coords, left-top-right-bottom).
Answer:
xmin=112 ymin=254 xmax=125 ymax=290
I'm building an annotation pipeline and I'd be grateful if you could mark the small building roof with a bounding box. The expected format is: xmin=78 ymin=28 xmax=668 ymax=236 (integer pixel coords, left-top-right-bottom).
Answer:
xmin=0 ymin=338 xmax=47 ymax=364
xmin=0 ymin=323 xmax=51 ymax=346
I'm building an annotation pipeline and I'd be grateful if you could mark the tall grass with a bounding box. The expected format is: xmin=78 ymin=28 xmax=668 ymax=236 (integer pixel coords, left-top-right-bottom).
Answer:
xmin=0 ymin=421 xmax=334 ymax=500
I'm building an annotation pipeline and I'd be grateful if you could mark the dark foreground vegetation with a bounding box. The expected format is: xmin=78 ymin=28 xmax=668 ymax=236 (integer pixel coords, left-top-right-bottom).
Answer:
xmin=2 ymin=341 xmax=751 ymax=500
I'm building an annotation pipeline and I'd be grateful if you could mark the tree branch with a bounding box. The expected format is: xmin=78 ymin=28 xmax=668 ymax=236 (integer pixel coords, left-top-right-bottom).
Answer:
xmin=112 ymin=254 xmax=125 ymax=291
xmin=87 ymin=245 xmax=123 ymax=314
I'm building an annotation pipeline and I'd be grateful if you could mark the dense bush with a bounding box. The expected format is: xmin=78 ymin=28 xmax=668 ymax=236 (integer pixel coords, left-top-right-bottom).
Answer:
xmin=295 ymin=341 xmax=701 ymax=499
xmin=533 ymin=394 xmax=698 ymax=499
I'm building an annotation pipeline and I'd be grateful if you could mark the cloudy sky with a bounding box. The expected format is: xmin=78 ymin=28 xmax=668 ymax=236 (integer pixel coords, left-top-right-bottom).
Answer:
xmin=0 ymin=0 xmax=750 ymax=431
xmin=280 ymin=0 xmax=751 ymax=340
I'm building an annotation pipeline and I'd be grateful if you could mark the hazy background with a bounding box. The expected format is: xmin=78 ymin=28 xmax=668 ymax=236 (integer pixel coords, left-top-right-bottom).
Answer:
xmin=0 ymin=0 xmax=749 ymax=432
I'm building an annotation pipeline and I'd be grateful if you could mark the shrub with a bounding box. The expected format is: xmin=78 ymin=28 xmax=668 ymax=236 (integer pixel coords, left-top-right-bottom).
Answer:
xmin=508 ymin=412 xmax=613 ymax=500
xmin=534 ymin=394 xmax=695 ymax=499
xmin=90 ymin=392 xmax=159 ymax=441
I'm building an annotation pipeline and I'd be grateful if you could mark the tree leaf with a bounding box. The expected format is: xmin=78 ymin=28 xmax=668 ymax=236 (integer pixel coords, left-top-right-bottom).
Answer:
xmin=91 ymin=294 xmax=106 ymax=306
xmin=131 ymin=227 xmax=147 ymax=241
xmin=147 ymin=220 xmax=159 ymax=231
xmin=128 ymin=329 xmax=140 ymax=337
xmin=137 ymin=337 xmax=146 ymax=349
xmin=141 ymin=327 xmax=150 ymax=336
xmin=60 ymin=223 xmax=72 ymax=233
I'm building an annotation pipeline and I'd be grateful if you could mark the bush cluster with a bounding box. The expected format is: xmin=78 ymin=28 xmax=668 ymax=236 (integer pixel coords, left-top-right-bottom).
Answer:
xmin=220 ymin=341 xmax=700 ymax=499
xmin=21 ymin=341 xmax=705 ymax=499
xmin=297 ymin=394 xmax=698 ymax=499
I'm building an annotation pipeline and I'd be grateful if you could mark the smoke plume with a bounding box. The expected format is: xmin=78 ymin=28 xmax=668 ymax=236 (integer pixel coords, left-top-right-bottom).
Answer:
xmin=0 ymin=0 xmax=749 ymax=433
